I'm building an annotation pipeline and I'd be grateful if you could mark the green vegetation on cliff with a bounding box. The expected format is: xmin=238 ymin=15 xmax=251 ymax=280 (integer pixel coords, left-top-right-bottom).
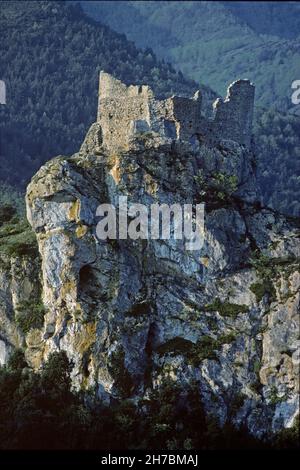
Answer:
xmin=1 ymin=350 xmax=298 ymax=449
xmin=15 ymin=300 xmax=46 ymax=334
xmin=0 ymin=210 xmax=38 ymax=258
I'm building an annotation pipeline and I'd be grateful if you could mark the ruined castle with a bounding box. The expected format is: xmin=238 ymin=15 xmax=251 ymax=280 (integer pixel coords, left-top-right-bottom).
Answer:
xmin=97 ymin=72 xmax=255 ymax=153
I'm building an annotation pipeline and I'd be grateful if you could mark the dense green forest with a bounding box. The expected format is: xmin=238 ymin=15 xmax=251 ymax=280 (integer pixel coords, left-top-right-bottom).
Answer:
xmin=254 ymin=108 xmax=300 ymax=217
xmin=0 ymin=0 xmax=299 ymax=217
xmin=0 ymin=1 xmax=211 ymax=186
xmin=0 ymin=349 xmax=298 ymax=449
xmin=224 ymin=1 xmax=300 ymax=39
xmin=82 ymin=1 xmax=300 ymax=111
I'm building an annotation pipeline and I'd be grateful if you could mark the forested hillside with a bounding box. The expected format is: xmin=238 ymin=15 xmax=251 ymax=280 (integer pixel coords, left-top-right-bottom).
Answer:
xmin=80 ymin=0 xmax=300 ymax=216
xmin=81 ymin=1 xmax=300 ymax=112
xmin=0 ymin=1 xmax=211 ymax=187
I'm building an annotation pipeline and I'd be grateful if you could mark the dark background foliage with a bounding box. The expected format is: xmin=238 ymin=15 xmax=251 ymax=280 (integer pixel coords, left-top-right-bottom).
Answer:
xmin=0 ymin=350 xmax=298 ymax=450
xmin=0 ymin=1 xmax=299 ymax=216
xmin=0 ymin=0 xmax=203 ymax=187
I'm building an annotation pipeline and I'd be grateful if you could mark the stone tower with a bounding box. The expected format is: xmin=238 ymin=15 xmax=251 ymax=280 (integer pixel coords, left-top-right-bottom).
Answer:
xmin=213 ymin=80 xmax=255 ymax=148
xmin=97 ymin=72 xmax=255 ymax=153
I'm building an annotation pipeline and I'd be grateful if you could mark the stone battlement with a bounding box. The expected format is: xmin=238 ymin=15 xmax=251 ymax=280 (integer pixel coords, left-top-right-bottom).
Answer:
xmin=97 ymin=72 xmax=255 ymax=153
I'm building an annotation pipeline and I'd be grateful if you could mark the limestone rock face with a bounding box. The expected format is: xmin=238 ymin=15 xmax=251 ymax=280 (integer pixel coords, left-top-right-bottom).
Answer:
xmin=21 ymin=122 xmax=300 ymax=438
xmin=0 ymin=253 xmax=41 ymax=365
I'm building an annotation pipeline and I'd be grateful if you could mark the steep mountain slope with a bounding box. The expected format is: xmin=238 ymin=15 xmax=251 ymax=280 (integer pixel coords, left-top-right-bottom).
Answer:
xmin=254 ymin=108 xmax=300 ymax=217
xmin=81 ymin=1 xmax=300 ymax=111
xmin=0 ymin=1 xmax=215 ymax=187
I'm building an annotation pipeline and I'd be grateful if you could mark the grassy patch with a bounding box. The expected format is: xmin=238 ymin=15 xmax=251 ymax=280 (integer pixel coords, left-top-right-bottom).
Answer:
xmin=0 ymin=217 xmax=38 ymax=257
xmin=15 ymin=300 xmax=46 ymax=334
xmin=156 ymin=332 xmax=237 ymax=366
xmin=269 ymin=385 xmax=286 ymax=406
xmin=248 ymin=251 xmax=298 ymax=304
xmin=156 ymin=336 xmax=219 ymax=364
xmin=253 ymin=360 xmax=261 ymax=375
xmin=194 ymin=170 xmax=238 ymax=209
xmin=218 ymin=332 xmax=237 ymax=344
xmin=203 ymin=298 xmax=249 ymax=318
xmin=250 ymin=282 xmax=266 ymax=303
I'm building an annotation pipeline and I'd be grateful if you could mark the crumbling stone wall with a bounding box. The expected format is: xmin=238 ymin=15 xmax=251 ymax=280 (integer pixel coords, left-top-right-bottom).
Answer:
xmin=97 ymin=72 xmax=255 ymax=153
xmin=213 ymin=79 xmax=255 ymax=147
xmin=98 ymin=72 xmax=153 ymax=153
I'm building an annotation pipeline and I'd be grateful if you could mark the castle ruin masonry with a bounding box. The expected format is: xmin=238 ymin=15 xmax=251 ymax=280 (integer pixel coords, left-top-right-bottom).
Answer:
xmin=97 ymin=72 xmax=255 ymax=153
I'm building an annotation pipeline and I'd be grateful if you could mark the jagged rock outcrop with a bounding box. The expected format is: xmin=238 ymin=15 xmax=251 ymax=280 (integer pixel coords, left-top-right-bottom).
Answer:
xmin=1 ymin=74 xmax=298 ymax=439
xmin=0 ymin=252 xmax=41 ymax=365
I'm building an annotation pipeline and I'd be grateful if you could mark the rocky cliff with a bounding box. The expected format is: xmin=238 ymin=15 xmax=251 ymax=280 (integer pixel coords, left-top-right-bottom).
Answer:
xmin=0 ymin=82 xmax=299 ymax=440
